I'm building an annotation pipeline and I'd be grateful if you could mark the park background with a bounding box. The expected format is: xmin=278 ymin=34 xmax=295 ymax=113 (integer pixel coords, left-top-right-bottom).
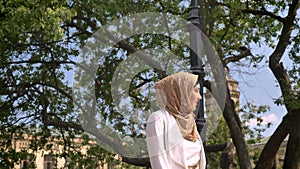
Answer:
xmin=1 ymin=0 xmax=299 ymax=169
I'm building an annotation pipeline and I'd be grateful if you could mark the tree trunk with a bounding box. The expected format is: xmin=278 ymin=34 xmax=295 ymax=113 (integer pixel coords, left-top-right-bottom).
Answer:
xmin=255 ymin=110 xmax=300 ymax=169
xmin=204 ymin=80 xmax=251 ymax=169
xmin=220 ymin=142 xmax=236 ymax=169
xmin=223 ymin=93 xmax=251 ymax=169
xmin=283 ymin=118 xmax=300 ymax=169
xmin=201 ymin=28 xmax=251 ymax=168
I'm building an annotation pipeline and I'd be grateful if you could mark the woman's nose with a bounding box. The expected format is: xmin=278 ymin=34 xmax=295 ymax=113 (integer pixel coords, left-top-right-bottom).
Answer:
xmin=198 ymin=93 xmax=202 ymax=100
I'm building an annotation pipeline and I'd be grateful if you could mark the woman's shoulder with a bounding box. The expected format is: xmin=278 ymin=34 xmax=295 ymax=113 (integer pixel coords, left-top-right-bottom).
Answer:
xmin=147 ymin=109 xmax=176 ymax=125
xmin=148 ymin=109 xmax=176 ymax=124
xmin=147 ymin=109 xmax=165 ymax=122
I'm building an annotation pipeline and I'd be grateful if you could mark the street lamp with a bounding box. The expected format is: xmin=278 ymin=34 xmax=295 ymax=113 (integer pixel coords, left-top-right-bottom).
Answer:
xmin=187 ymin=0 xmax=206 ymax=139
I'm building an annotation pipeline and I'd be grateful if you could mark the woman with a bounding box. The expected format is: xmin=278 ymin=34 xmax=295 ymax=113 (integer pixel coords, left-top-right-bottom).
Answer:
xmin=146 ymin=72 xmax=206 ymax=169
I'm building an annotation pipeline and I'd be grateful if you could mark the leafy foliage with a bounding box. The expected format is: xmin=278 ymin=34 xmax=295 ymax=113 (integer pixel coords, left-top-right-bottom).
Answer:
xmin=241 ymin=102 xmax=271 ymax=144
xmin=0 ymin=0 xmax=299 ymax=168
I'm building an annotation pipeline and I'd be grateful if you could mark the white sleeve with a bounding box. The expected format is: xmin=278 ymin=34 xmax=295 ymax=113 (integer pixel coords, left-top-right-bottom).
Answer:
xmin=146 ymin=112 xmax=171 ymax=169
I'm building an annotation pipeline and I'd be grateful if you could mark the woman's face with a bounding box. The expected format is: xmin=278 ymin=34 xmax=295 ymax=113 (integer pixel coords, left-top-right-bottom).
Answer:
xmin=189 ymin=84 xmax=202 ymax=110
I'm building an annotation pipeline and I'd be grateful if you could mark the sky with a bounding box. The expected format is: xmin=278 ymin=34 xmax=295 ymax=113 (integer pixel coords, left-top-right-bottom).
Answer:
xmin=230 ymin=43 xmax=293 ymax=137
xmin=227 ymin=4 xmax=300 ymax=138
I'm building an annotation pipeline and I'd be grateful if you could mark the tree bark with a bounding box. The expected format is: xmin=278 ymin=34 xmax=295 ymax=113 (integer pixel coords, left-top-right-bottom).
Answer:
xmin=283 ymin=114 xmax=300 ymax=169
xmin=205 ymin=142 xmax=228 ymax=152
xmin=220 ymin=142 xmax=235 ymax=169
xmin=223 ymin=90 xmax=251 ymax=169
xmin=204 ymin=80 xmax=251 ymax=169
xmin=121 ymin=157 xmax=151 ymax=168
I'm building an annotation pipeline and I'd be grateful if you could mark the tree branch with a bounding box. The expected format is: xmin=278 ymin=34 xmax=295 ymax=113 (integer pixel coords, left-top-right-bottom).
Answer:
xmin=223 ymin=49 xmax=252 ymax=65
xmin=38 ymin=91 xmax=127 ymax=157
xmin=241 ymin=8 xmax=285 ymax=23
xmin=205 ymin=142 xmax=228 ymax=152
xmin=269 ymin=0 xmax=299 ymax=110
xmin=121 ymin=157 xmax=151 ymax=168
xmin=5 ymin=60 xmax=76 ymax=65
xmin=104 ymin=30 xmax=167 ymax=79
xmin=217 ymin=1 xmax=285 ymax=22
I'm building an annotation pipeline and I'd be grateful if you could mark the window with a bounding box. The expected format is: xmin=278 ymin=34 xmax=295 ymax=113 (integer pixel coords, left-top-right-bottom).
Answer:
xmin=44 ymin=155 xmax=55 ymax=169
xmin=19 ymin=141 xmax=29 ymax=149
xmin=230 ymin=84 xmax=234 ymax=91
xmin=20 ymin=155 xmax=34 ymax=169
xmin=20 ymin=159 xmax=28 ymax=168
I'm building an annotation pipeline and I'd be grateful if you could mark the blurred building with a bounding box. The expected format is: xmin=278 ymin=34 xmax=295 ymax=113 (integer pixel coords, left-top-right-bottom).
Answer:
xmin=11 ymin=133 xmax=119 ymax=169
xmin=250 ymin=136 xmax=288 ymax=168
xmin=205 ymin=68 xmax=240 ymax=114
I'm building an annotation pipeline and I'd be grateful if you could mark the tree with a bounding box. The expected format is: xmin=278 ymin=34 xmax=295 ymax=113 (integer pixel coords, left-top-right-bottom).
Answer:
xmin=200 ymin=0 xmax=300 ymax=168
xmin=1 ymin=0 xmax=300 ymax=169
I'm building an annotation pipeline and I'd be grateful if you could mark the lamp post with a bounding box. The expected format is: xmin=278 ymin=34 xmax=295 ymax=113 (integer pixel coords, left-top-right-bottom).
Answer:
xmin=187 ymin=0 xmax=206 ymax=138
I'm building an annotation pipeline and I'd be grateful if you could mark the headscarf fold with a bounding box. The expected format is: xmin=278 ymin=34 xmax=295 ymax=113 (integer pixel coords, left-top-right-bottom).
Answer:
xmin=155 ymin=72 xmax=199 ymax=142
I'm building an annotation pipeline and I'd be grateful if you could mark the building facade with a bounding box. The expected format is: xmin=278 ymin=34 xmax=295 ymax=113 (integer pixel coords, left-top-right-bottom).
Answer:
xmin=11 ymin=133 xmax=120 ymax=169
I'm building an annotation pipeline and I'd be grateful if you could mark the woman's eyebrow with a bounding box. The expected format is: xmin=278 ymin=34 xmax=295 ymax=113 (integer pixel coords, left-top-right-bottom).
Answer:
xmin=194 ymin=80 xmax=200 ymax=87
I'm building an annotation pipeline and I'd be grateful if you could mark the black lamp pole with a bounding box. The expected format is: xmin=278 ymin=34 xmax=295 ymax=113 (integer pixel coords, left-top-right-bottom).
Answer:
xmin=187 ymin=0 xmax=206 ymax=138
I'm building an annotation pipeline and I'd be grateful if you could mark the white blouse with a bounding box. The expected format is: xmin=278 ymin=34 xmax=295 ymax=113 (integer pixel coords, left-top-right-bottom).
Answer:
xmin=146 ymin=110 xmax=206 ymax=169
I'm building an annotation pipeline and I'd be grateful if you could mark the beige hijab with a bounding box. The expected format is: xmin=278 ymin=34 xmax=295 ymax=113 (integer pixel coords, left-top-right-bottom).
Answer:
xmin=155 ymin=72 xmax=199 ymax=142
